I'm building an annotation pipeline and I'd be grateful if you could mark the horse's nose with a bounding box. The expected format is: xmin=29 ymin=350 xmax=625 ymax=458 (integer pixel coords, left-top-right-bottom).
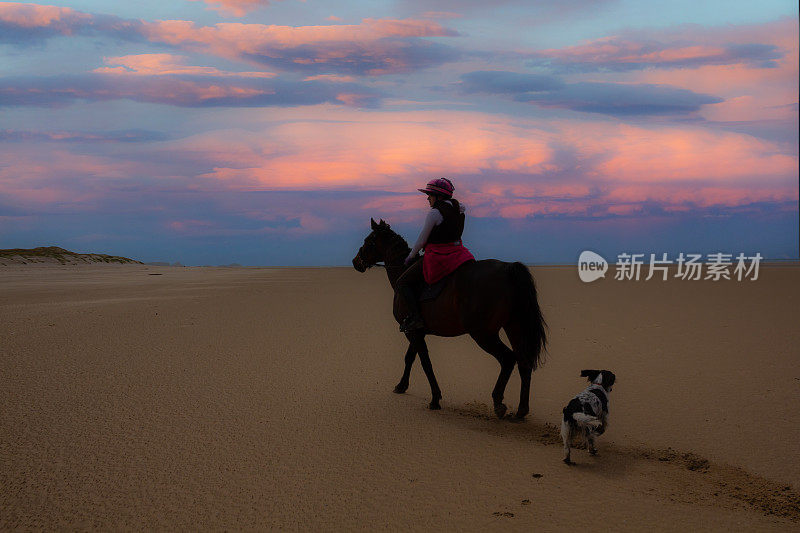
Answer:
xmin=352 ymin=255 xmax=365 ymax=272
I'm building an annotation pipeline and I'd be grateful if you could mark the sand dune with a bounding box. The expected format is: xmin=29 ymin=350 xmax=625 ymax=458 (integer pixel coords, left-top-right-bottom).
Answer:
xmin=1 ymin=264 xmax=798 ymax=530
xmin=0 ymin=247 xmax=141 ymax=266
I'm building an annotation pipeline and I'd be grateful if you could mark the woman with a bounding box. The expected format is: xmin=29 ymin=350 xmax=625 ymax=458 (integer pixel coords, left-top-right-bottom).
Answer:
xmin=397 ymin=178 xmax=475 ymax=332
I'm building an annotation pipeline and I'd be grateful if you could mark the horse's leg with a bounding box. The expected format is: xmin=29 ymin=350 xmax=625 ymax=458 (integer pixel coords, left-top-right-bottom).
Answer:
xmin=469 ymin=333 xmax=515 ymax=419
xmin=505 ymin=322 xmax=535 ymax=420
xmin=407 ymin=332 xmax=441 ymax=410
xmin=393 ymin=343 xmax=417 ymax=394
xmin=516 ymin=362 xmax=532 ymax=420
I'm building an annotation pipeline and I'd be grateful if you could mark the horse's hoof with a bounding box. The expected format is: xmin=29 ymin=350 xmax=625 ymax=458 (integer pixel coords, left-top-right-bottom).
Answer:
xmin=513 ymin=409 xmax=528 ymax=421
xmin=563 ymin=458 xmax=575 ymax=466
xmin=494 ymin=403 xmax=508 ymax=419
xmin=428 ymin=401 xmax=441 ymax=410
xmin=393 ymin=385 xmax=407 ymax=394
xmin=508 ymin=415 xmax=526 ymax=424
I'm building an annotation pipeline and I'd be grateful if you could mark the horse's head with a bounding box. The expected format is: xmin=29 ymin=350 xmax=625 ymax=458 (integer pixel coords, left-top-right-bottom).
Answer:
xmin=352 ymin=218 xmax=404 ymax=272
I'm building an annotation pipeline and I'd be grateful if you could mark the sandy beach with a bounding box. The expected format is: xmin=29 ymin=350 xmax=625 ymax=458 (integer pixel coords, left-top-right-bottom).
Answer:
xmin=1 ymin=264 xmax=799 ymax=530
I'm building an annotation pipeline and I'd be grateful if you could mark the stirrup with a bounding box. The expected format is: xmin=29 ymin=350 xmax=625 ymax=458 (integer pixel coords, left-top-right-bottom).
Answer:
xmin=399 ymin=315 xmax=424 ymax=332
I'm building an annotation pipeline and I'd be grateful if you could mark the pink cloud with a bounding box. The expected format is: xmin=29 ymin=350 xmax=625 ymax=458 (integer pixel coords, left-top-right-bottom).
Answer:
xmin=2 ymin=103 xmax=794 ymax=220
xmin=168 ymin=219 xmax=215 ymax=232
xmin=1 ymin=110 xmax=796 ymax=223
xmin=183 ymin=109 xmax=554 ymax=190
xmin=531 ymin=18 xmax=795 ymax=72
xmin=639 ymin=56 xmax=798 ymax=124
xmin=0 ymin=129 xmax=166 ymax=142
xmin=421 ymin=12 xmax=464 ymax=20
xmin=572 ymin=124 xmax=798 ymax=183
xmin=303 ymin=74 xmax=356 ymax=82
xmin=140 ymin=17 xmax=455 ymax=47
xmin=0 ymin=2 xmax=142 ymax=43
xmin=0 ymin=73 xmax=380 ymax=108
xmin=93 ymin=54 xmax=275 ymax=78
xmin=0 ymin=2 xmax=87 ymax=28
xmin=334 ymin=92 xmax=377 ymax=107
xmin=189 ymin=0 xmax=274 ymax=17
xmin=0 ymin=76 xmax=275 ymax=106
xmin=167 ymin=213 xmax=329 ymax=236
xmin=161 ymin=109 xmax=796 ymax=219
xmin=0 ymin=4 xmax=459 ymax=75
xmin=606 ymin=204 xmax=641 ymax=216
xmin=547 ymin=19 xmax=798 ymax=125
xmin=478 ymin=183 xmax=592 ymax=199
xmin=360 ymin=195 xmax=425 ymax=224
xmin=458 ymin=181 xmax=799 ymax=219
xmin=138 ymin=17 xmax=458 ymax=75
xmin=605 ymin=184 xmax=796 ymax=208
xmin=0 ymin=145 xmax=149 ymax=207
xmin=494 ymin=202 xmax=592 ymax=218
xmin=533 ymin=38 xmax=774 ymax=69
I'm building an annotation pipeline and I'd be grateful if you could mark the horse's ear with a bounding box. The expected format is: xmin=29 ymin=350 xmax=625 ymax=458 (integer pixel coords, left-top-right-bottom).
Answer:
xmin=580 ymin=369 xmax=601 ymax=382
xmin=379 ymin=219 xmax=389 ymax=228
xmin=371 ymin=218 xmax=379 ymax=230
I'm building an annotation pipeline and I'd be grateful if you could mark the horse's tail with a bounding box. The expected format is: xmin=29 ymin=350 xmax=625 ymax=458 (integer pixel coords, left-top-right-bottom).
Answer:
xmin=507 ymin=262 xmax=548 ymax=370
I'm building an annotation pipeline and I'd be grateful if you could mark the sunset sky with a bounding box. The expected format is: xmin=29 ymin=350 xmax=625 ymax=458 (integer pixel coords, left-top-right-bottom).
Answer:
xmin=1 ymin=0 xmax=797 ymax=265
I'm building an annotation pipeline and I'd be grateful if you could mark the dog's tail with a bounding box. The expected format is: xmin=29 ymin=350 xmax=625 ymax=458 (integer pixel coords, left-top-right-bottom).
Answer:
xmin=572 ymin=412 xmax=602 ymax=429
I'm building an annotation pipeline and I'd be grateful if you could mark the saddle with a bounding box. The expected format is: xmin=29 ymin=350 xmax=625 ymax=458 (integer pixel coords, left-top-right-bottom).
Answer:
xmin=416 ymin=258 xmax=474 ymax=302
xmin=417 ymin=275 xmax=449 ymax=302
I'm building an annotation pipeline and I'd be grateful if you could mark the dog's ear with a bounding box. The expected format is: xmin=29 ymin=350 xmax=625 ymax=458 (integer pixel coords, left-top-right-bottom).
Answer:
xmin=601 ymin=370 xmax=616 ymax=388
xmin=580 ymin=369 xmax=601 ymax=382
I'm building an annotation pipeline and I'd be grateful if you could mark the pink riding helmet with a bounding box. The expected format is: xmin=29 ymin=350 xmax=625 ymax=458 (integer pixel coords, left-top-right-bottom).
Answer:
xmin=418 ymin=177 xmax=454 ymax=198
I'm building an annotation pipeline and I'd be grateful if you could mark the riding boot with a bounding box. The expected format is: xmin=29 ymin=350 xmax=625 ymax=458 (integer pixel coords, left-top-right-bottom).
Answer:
xmin=398 ymin=283 xmax=424 ymax=332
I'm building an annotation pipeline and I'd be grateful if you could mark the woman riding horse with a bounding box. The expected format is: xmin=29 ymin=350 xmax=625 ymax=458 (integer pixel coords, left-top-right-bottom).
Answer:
xmin=352 ymin=183 xmax=547 ymax=418
xmin=396 ymin=178 xmax=475 ymax=332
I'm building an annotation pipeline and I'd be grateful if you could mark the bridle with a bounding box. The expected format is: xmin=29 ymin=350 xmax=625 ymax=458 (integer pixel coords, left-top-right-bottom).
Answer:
xmin=364 ymin=230 xmax=413 ymax=269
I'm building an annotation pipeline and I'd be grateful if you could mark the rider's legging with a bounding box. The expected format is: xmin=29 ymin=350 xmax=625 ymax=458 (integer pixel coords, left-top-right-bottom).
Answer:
xmin=396 ymin=257 xmax=424 ymax=318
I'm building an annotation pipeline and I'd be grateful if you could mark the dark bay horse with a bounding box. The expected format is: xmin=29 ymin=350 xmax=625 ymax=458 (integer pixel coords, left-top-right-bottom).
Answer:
xmin=352 ymin=218 xmax=547 ymax=419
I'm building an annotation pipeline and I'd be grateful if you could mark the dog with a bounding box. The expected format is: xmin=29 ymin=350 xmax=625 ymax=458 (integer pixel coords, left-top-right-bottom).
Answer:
xmin=561 ymin=369 xmax=615 ymax=465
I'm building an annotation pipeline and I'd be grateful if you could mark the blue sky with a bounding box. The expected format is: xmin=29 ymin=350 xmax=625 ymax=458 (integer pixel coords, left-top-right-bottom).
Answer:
xmin=0 ymin=0 xmax=797 ymax=265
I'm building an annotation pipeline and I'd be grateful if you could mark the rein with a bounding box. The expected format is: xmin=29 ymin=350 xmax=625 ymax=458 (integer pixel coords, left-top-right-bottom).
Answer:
xmin=373 ymin=233 xmax=412 ymax=269
xmin=385 ymin=235 xmax=412 ymax=267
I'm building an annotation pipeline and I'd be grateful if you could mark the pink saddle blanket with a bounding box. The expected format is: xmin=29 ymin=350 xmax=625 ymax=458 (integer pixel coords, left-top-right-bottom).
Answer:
xmin=422 ymin=242 xmax=475 ymax=285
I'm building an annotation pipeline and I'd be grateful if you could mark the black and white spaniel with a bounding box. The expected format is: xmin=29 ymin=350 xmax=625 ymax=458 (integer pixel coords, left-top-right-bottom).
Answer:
xmin=561 ymin=369 xmax=616 ymax=465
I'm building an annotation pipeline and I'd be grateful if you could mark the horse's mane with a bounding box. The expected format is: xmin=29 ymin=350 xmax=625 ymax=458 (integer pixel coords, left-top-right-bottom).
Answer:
xmin=374 ymin=221 xmax=414 ymax=265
